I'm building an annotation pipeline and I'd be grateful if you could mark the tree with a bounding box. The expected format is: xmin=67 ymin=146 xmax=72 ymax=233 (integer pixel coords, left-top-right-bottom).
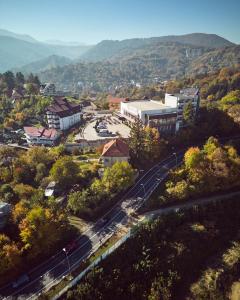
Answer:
xmin=183 ymin=102 xmax=195 ymax=124
xmin=50 ymin=156 xmax=79 ymax=189
xmin=15 ymin=72 xmax=25 ymax=86
xmin=0 ymin=234 xmax=21 ymax=276
xmin=102 ymin=161 xmax=134 ymax=193
xmin=19 ymin=206 xmax=65 ymax=257
xmin=184 ymin=147 xmax=202 ymax=169
xmin=129 ymin=117 xmax=145 ymax=160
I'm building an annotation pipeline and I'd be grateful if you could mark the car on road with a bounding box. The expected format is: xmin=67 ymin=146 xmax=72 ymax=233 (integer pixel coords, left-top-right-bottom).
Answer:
xmin=64 ymin=240 xmax=78 ymax=255
xmin=100 ymin=216 xmax=110 ymax=226
xmin=12 ymin=274 xmax=30 ymax=288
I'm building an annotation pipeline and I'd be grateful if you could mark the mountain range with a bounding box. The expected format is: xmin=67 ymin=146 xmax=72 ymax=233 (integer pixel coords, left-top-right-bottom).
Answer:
xmin=0 ymin=29 xmax=239 ymax=91
xmin=0 ymin=29 xmax=92 ymax=72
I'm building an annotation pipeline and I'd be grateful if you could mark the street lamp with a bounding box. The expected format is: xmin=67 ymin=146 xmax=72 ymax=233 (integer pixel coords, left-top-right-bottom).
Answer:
xmin=63 ymin=248 xmax=72 ymax=279
xmin=173 ymin=152 xmax=177 ymax=166
xmin=141 ymin=183 xmax=146 ymax=199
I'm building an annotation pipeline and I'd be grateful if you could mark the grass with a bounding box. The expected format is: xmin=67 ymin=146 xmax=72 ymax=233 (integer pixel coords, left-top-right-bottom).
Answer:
xmin=68 ymin=215 xmax=92 ymax=233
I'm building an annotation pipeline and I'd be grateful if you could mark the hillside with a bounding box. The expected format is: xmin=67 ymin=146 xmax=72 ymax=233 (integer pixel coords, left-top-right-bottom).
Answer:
xmin=0 ymin=28 xmax=39 ymax=43
xmin=40 ymin=44 xmax=240 ymax=92
xmin=79 ymin=33 xmax=235 ymax=62
xmin=0 ymin=30 xmax=92 ymax=72
xmin=188 ymin=45 xmax=240 ymax=75
xmin=63 ymin=195 xmax=240 ymax=300
xmin=0 ymin=36 xmax=53 ymax=71
xmin=14 ymin=55 xmax=72 ymax=74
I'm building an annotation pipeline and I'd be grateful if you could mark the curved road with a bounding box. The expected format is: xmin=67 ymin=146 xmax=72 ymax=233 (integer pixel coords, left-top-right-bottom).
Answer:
xmin=0 ymin=151 xmax=184 ymax=300
xmin=1 ymin=134 xmax=239 ymax=299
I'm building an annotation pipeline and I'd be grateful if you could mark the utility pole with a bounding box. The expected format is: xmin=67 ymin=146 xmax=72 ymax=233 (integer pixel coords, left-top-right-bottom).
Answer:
xmin=173 ymin=152 xmax=177 ymax=166
xmin=141 ymin=183 xmax=146 ymax=199
xmin=63 ymin=248 xmax=72 ymax=279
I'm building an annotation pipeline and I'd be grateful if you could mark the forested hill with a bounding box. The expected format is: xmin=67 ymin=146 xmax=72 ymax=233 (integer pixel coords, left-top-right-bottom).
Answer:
xmin=79 ymin=33 xmax=235 ymax=62
xmin=188 ymin=45 xmax=240 ymax=75
xmin=39 ymin=44 xmax=240 ymax=92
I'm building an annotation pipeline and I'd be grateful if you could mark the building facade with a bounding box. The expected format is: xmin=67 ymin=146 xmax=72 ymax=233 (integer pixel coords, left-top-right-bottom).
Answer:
xmin=24 ymin=127 xmax=61 ymax=146
xmin=46 ymin=97 xmax=82 ymax=131
xmin=120 ymin=100 xmax=178 ymax=134
xmin=165 ymin=88 xmax=200 ymax=130
xmin=40 ymin=83 xmax=56 ymax=96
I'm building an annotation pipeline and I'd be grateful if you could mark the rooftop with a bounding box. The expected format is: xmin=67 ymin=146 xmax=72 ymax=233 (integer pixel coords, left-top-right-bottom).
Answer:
xmin=24 ymin=127 xmax=59 ymax=139
xmin=102 ymin=139 xmax=129 ymax=157
xmin=108 ymin=95 xmax=128 ymax=104
xmin=122 ymin=100 xmax=172 ymax=111
xmin=47 ymin=97 xmax=81 ymax=117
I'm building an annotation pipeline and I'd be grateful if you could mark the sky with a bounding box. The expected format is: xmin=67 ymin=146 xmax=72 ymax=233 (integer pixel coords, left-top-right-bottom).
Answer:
xmin=0 ymin=0 xmax=239 ymax=45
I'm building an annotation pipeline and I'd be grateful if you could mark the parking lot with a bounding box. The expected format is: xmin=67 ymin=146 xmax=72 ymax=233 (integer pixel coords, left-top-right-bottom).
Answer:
xmin=78 ymin=114 xmax=131 ymax=141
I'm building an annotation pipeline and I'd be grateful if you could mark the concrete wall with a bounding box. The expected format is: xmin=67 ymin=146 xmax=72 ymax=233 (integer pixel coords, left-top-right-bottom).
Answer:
xmin=100 ymin=156 xmax=130 ymax=167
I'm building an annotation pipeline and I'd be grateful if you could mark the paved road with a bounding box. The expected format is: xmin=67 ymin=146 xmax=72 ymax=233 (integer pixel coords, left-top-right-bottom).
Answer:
xmin=1 ymin=134 xmax=240 ymax=299
xmin=0 ymin=152 xmax=184 ymax=300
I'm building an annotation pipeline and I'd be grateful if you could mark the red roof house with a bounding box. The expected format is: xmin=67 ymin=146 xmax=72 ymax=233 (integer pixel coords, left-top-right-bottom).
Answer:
xmin=108 ymin=95 xmax=128 ymax=111
xmin=24 ymin=127 xmax=60 ymax=146
xmin=101 ymin=139 xmax=130 ymax=166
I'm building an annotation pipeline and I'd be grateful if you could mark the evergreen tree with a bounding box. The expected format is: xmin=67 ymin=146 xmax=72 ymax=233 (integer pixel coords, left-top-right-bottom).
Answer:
xmin=128 ymin=117 xmax=145 ymax=160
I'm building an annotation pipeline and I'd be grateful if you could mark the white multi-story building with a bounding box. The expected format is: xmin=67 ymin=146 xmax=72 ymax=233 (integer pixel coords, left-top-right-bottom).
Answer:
xmin=46 ymin=97 xmax=82 ymax=131
xmin=120 ymin=99 xmax=179 ymax=133
xmin=24 ymin=127 xmax=61 ymax=146
xmin=40 ymin=83 xmax=56 ymax=96
xmin=165 ymin=88 xmax=200 ymax=129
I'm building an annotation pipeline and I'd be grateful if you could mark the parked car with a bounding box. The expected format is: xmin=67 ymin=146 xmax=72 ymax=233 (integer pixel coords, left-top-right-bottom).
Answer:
xmin=12 ymin=274 xmax=30 ymax=289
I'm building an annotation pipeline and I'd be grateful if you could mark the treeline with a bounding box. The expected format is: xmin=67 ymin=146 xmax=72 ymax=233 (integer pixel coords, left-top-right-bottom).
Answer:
xmin=0 ymin=71 xmax=50 ymax=131
xmin=64 ymin=195 xmax=240 ymax=300
xmin=164 ymin=137 xmax=240 ymax=202
xmin=0 ymin=145 xmax=100 ymax=285
xmin=0 ymin=71 xmax=40 ymax=95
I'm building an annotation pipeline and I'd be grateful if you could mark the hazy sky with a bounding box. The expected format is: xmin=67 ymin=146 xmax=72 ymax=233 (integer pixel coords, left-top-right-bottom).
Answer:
xmin=0 ymin=0 xmax=239 ymax=44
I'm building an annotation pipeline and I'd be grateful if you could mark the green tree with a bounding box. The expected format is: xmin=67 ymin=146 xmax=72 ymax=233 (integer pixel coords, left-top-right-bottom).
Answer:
xmin=183 ymin=102 xmax=195 ymax=124
xmin=129 ymin=117 xmax=145 ymax=160
xmin=50 ymin=156 xmax=79 ymax=190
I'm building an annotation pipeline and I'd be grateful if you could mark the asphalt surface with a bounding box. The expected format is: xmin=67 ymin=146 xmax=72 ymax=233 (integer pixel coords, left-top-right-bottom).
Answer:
xmin=0 ymin=152 xmax=184 ymax=300
xmin=1 ymin=133 xmax=240 ymax=299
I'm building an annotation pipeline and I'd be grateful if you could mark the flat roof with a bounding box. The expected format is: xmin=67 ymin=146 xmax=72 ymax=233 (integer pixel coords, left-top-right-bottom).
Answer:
xmin=122 ymin=100 xmax=173 ymax=111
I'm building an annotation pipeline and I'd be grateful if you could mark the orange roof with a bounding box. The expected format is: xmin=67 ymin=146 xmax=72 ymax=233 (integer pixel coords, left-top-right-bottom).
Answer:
xmin=108 ymin=95 xmax=127 ymax=104
xmin=24 ymin=127 xmax=58 ymax=139
xmin=102 ymin=139 xmax=129 ymax=157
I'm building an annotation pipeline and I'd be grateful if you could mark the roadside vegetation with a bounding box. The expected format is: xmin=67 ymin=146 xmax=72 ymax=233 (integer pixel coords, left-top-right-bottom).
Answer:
xmin=0 ymin=145 xmax=101 ymax=285
xmin=64 ymin=195 xmax=240 ymax=300
xmin=67 ymin=161 xmax=135 ymax=220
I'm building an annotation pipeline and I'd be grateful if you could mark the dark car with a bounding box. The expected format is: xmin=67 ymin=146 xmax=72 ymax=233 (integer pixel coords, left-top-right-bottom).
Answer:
xmin=64 ymin=240 xmax=78 ymax=255
xmin=100 ymin=216 xmax=110 ymax=227
xmin=12 ymin=274 xmax=30 ymax=288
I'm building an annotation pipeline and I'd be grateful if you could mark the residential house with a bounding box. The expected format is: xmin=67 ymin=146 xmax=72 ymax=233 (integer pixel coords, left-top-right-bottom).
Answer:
xmin=100 ymin=139 xmax=130 ymax=167
xmin=24 ymin=127 xmax=61 ymax=146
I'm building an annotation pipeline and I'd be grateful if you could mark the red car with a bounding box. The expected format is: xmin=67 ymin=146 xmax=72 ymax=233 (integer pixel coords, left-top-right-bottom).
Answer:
xmin=64 ymin=240 xmax=78 ymax=255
